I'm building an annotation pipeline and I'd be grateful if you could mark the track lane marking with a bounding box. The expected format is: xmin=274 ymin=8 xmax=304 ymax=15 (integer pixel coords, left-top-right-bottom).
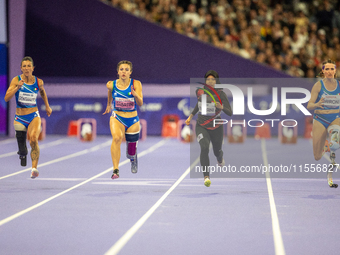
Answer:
xmin=0 ymin=138 xmax=69 ymax=158
xmin=0 ymin=140 xmax=112 ymax=180
xmin=104 ymin=156 xmax=200 ymax=255
xmin=261 ymin=139 xmax=286 ymax=255
xmin=0 ymin=139 xmax=168 ymax=226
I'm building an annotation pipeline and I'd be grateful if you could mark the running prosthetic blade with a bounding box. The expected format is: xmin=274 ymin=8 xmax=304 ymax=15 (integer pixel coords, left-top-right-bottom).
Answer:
xmin=16 ymin=130 xmax=28 ymax=167
xmin=131 ymin=154 xmax=138 ymax=174
xmin=327 ymin=152 xmax=338 ymax=188
xmin=19 ymin=154 xmax=27 ymax=166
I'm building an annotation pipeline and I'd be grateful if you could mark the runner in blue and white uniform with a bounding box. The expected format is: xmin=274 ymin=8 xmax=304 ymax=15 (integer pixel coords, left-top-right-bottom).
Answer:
xmin=4 ymin=56 xmax=52 ymax=178
xmin=307 ymin=59 xmax=340 ymax=188
xmin=103 ymin=60 xmax=143 ymax=179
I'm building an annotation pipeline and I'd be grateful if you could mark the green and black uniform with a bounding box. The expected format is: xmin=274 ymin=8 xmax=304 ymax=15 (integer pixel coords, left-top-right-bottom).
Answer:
xmin=191 ymin=72 xmax=232 ymax=178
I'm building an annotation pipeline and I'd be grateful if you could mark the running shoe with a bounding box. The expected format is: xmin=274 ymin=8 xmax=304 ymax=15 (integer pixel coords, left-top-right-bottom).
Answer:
xmin=204 ymin=177 xmax=211 ymax=187
xmin=30 ymin=168 xmax=39 ymax=179
xmin=328 ymin=180 xmax=338 ymax=188
xmin=111 ymin=169 xmax=119 ymax=179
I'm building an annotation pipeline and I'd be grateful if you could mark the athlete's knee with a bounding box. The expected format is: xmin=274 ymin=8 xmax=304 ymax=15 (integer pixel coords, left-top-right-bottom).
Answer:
xmin=200 ymin=143 xmax=209 ymax=155
xmin=112 ymin=133 xmax=123 ymax=144
xmin=212 ymin=146 xmax=222 ymax=156
xmin=314 ymin=153 xmax=322 ymax=161
xmin=29 ymin=138 xmax=38 ymax=148
xmin=125 ymin=132 xmax=139 ymax=158
xmin=29 ymin=130 xmax=39 ymax=143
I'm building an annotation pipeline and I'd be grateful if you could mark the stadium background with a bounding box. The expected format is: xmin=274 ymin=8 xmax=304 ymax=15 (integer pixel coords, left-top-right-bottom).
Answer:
xmin=4 ymin=0 xmax=340 ymax=137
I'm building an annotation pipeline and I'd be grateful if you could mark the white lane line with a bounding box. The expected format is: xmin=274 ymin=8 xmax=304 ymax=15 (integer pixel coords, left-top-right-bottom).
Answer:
xmin=92 ymin=181 xmax=172 ymax=186
xmin=104 ymin=156 xmax=200 ymax=255
xmin=35 ymin=178 xmax=178 ymax=182
xmin=0 ymin=138 xmax=69 ymax=158
xmin=94 ymin=182 xmax=172 ymax=186
xmin=261 ymin=139 xmax=286 ymax=255
xmin=0 ymin=138 xmax=16 ymax=145
xmin=0 ymin=140 xmax=112 ymax=180
xmin=34 ymin=178 xmax=88 ymax=181
xmin=0 ymin=139 xmax=168 ymax=227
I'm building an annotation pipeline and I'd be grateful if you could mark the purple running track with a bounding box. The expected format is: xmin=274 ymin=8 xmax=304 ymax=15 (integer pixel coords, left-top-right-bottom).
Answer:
xmin=0 ymin=136 xmax=339 ymax=255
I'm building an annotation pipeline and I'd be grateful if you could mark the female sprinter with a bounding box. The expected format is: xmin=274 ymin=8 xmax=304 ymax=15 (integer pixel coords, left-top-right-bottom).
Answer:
xmin=186 ymin=70 xmax=232 ymax=187
xmin=4 ymin=56 xmax=52 ymax=178
xmin=307 ymin=59 xmax=340 ymax=188
xmin=103 ymin=60 xmax=143 ymax=179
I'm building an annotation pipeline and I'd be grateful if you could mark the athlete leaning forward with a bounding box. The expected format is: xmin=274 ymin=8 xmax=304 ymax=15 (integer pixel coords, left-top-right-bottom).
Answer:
xmin=307 ymin=59 xmax=340 ymax=188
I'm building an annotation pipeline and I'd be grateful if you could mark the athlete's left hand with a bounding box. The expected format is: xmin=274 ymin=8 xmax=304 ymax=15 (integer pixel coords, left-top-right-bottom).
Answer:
xmin=131 ymin=86 xmax=137 ymax=97
xmin=102 ymin=106 xmax=111 ymax=115
xmin=46 ymin=106 xmax=52 ymax=117
xmin=215 ymin=102 xmax=223 ymax=109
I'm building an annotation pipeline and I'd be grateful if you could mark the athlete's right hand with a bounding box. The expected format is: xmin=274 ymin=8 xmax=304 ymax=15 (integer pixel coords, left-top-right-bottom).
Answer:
xmin=46 ymin=106 xmax=52 ymax=117
xmin=17 ymin=80 xmax=24 ymax=90
xmin=315 ymin=97 xmax=324 ymax=109
xmin=102 ymin=106 xmax=111 ymax=115
xmin=185 ymin=115 xmax=192 ymax=125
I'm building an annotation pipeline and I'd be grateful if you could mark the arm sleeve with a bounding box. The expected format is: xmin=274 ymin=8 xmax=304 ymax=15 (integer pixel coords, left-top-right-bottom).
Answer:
xmin=220 ymin=92 xmax=232 ymax=116
xmin=191 ymin=102 xmax=199 ymax=116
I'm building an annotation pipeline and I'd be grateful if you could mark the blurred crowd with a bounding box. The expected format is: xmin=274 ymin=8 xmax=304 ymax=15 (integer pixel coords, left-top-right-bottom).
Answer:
xmin=101 ymin=0 xmax=340 ymax=78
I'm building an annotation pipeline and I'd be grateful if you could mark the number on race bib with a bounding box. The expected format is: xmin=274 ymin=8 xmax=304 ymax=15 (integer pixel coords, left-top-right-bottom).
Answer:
xmin=115 ymin=97 xmax=135 ymax=110
xmin=18 ymin=92 xmax=37 ymax=106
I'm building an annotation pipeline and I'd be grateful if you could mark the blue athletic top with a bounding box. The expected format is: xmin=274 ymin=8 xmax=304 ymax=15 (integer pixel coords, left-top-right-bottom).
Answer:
xmin=15 ymin=75 xmax=40 ymax=109
xmin=315 ymin=80 xmax=340 ymax=111
xmin=112 ymin=79 xmax=137 ymax=112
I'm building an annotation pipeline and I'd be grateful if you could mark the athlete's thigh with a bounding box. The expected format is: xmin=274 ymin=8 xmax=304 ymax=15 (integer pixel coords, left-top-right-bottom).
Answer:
xmin=196 ymin=125 xmax=211 ymax=147
xmin=312 ymin=120 xmax=328 ymax=154
xmin=28 ymin=117 xmax=41 ymax=139
xmin=209 ymin=126 xmax=223 ymax=148
xmin=110 ymin=117 xmax=125 ymax=138
xmin=330 ymin=118 xmax=340 ymax=126
xmin=126 ymin=121 xmax=140 ymax=134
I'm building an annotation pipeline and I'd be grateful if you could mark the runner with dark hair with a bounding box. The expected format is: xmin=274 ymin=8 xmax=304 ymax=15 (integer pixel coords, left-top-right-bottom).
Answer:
xmin=186 ymin=70 xmax=232 ymax=187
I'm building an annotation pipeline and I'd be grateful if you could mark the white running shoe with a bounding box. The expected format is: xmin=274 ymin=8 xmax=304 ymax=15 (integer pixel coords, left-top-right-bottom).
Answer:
xmin=218 ymin=158 xmax=225 ymax=167
xmin=204 ymin=177 xmax=211 ymax=187
xmin=30 ymin=168 xmax=39 ymax=179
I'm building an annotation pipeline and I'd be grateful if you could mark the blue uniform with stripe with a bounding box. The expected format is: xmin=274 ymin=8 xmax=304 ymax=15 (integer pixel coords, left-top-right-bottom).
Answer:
xmin=15 ymin=75 xmax=40 ymax=108
xmin=111 ymin=79 xmax=139 ymax=130
xmin=112 ymin=79 xmax=137 ymax=112
xmin=14 ymin=75 xmax=40 ymax=128
xmin=313 ymin=79 xmax=340 ymax=129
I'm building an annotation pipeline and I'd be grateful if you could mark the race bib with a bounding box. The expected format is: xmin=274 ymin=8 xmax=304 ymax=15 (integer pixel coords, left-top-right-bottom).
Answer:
xmin=198 ymin=101 xmax=215 ymax=116
xmin=18 ymin=92 xmax=37 ymax=106
xmin=115 ymin=97 xmax=135 ymax=110
xmin=322 ymin=95 xmax=340 ymax=108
